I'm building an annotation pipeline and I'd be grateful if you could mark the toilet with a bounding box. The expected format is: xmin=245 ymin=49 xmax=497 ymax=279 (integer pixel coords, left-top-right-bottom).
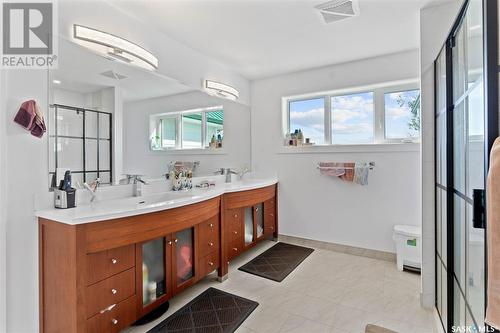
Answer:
xmin=393 ymin=225 xmax=422 ymax=271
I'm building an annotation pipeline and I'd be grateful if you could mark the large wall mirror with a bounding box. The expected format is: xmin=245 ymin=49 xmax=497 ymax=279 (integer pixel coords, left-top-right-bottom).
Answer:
xmin=48 ymin=26 xmax=251 ymax=189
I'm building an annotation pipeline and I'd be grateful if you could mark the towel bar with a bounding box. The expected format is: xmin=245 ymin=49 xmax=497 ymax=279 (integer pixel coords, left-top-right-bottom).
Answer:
xmin=316 ymin=162 xmax=375 ymax=170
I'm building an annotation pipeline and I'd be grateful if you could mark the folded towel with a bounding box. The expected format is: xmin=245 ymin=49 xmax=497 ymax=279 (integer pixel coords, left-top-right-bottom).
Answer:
xmin=319 ymin=162 xmax=355 ymax=180
xmin=486 ymin=137 xmax=500 ymax=330
xmin=353 ymin=162 xmax=370 ymax=186
xmin=13 ymin=100 xmax=46 ymax=138
xmin=14 ymin=100 xmax=37 ymax=130
xmin=30 ymin=102 xmax=46 ymax=138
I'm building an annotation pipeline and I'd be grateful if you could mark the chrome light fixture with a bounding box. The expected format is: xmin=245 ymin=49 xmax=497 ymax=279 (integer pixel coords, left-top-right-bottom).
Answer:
xmin=204 ymin=80 xmax=239 ymax=100
xmin=73 ymin=24 xmax=159 ymax=71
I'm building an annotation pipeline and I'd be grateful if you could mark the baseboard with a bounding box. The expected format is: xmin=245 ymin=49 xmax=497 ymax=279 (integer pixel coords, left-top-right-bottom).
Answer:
xmin=278 ymin=234 xmax=396 ymax=262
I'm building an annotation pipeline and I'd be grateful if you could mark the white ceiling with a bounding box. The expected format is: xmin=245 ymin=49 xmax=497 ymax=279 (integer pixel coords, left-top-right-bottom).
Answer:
xmin=112 ymin=0 xmax=453 ymax=80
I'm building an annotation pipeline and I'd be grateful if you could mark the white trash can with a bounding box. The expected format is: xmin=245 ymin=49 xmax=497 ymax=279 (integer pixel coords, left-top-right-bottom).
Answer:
xmin=393 ymin=225 xmax=421 ymax=271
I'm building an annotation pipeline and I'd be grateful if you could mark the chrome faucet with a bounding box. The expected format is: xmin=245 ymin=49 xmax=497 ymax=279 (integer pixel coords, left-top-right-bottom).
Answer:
xmin=125 ymin=175 xmax=148 ymax=197
xmin=83 ymin=178 xmax=100 ymax=203
xmin=238 ymin=167 xmax=250 ymax=180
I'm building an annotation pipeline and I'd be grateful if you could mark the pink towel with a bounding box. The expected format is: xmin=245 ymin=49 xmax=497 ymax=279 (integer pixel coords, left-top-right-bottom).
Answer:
xmin=319 ymin=162 xmax=355 ymax=181
xmin=13 ymin=100 xmax=46 ymax=138
xmin=486 ymin=137 xmax=500 ymax=329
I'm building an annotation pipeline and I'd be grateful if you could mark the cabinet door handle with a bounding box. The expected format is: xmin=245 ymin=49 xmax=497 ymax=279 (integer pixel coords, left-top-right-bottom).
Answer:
xmin=209 ymin=242 xmax=214 ymax=247
xmin=111 ymin=289 xmax=117 ymax=295
xmin=232 ymin=247 xmax=238 ymax=252
xmin=99 ymin=304 xmax=116 ymax=314
xmin=111 ymin=258 xmax=117 ymax=264
xmin=174 ymin=239 xmax=178 ymax=243
xmin=255 ymin=207 xmax=259 ymax=212
xmin=270 ymin=213 xmax=274 ymax=217
xmin=234 ymin=214 xmax=238 ymax=218
xmin=111 ymin=318 xmax=118 ymax=325
xmin=168 ymin=240 xmax=172 ymax=245
xmin=209 ymin=223 xmax=214 ymax=228
xmin=270 ymin=226 xmax=274 ymax=230
xmin=233 ymin=231 xmax=238 ymax=234
xmin=208 ymin=261 xmax=214 ymax=266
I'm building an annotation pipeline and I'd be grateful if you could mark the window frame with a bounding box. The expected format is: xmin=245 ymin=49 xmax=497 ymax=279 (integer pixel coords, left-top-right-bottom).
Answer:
xmin=282 ymin=81 xmax=420 ymax=146
xmin=150 ymin=105 xmax=223 ymax=151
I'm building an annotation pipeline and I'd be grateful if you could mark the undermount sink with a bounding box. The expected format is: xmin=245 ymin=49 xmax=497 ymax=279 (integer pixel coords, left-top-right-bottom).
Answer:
xmin=133 ymin=191 xmax=195 ymax=206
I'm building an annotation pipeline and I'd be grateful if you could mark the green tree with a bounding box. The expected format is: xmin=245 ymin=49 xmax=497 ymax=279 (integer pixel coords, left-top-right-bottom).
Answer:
xmin=397 ymin=92 xmax=420 ymax=134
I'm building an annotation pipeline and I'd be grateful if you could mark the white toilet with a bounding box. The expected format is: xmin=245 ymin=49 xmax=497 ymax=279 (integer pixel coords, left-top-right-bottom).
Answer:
xmin=393 ymin=225 xmax=422 ymax=271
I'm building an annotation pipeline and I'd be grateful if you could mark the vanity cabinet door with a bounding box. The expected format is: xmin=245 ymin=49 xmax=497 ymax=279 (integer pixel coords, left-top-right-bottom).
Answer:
xmin=172 ymin=227 xmax=197 ymax=294
xmin=255 ymin=203 xmax=264 ymax=239
xmin=243 ymin=207 xmax=255 ymax=247
xmin=136 ymin=236 xmax=172 ymax=317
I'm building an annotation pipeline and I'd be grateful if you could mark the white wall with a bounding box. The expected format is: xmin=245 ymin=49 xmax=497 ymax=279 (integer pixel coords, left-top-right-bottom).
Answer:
xmin=251 ymin=50 xmax=421 ymax=253
xmin=3 ymin=70 xmax=52 ymax=332
xmin=0 ymin=70 xmax=7 ymax=333
xmin=419 ymin=1 xmax=464 ymax=308
xmin=123 ymin=91 xmax=251 ymax=178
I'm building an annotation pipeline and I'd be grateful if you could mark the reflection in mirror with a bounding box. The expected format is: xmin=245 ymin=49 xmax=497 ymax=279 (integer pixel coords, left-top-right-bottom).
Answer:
xmin=150 ymin=106 xmax=224 ymax=151
xmin=48 ymin=35 xmax=193 ymax=189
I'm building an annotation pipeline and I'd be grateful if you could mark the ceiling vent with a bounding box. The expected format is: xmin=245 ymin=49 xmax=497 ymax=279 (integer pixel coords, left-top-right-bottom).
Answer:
xmin=100 ymin=70 xmax=128 ymax=80
xmin=315 ymin=0 xmax=359 ymax=24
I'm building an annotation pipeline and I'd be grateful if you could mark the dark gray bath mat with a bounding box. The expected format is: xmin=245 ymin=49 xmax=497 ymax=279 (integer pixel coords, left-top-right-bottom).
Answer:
xmin=238 ymin=242 xmax=314 ymax=282
xmin=147 ymin=288 xmax=258 ymax=333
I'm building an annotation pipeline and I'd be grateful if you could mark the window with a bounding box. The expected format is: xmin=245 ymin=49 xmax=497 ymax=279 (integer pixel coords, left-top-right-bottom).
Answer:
xmin=284 ymin=84 xmax=420 ymax=146
xmin=49 ymin=104 xmax=113 ymax=187
xmin=331 ymin=92 xmax=374 ymax=144
xmin=384 ymin=89 xmax=420 ymax=140
xmin=289 ymin=98 xmax=325 ymax=145
xmin=150 ymin=106 xmax=224 ymax=150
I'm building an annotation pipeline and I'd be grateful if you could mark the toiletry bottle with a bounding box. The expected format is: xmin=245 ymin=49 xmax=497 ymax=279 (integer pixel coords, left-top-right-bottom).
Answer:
xmin=210 ymin=134 xmax=216 ymax=148
xmin=217 ymin=134 xmax=222 ymax=148
xmin=298 ymin=129 xmax=304 ymax=146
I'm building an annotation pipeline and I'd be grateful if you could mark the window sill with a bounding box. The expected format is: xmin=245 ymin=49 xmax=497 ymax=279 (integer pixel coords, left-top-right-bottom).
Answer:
xmin=149 ymin=148 xmax=227 ymax=155
xmin=276 ymin=142 xmax=420 ymax=154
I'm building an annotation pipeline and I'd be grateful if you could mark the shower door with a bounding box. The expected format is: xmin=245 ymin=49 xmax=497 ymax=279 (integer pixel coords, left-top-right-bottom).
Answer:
xmin=435 ymin=0 xmax=498 ymax=332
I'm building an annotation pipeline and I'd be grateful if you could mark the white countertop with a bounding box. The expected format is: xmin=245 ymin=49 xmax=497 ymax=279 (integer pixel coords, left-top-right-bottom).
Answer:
xmin=35 ymin=177 xmax=278 ymax=225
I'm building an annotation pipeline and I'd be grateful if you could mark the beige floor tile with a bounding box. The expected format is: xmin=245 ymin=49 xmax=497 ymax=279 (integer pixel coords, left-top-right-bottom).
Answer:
xmin=278 ymin=315 xmax=333 ymax=333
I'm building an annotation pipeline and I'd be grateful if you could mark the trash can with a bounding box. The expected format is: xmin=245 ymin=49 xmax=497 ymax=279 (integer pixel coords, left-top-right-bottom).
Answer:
xmin=393 ymin=225 xmax=421 ymax=271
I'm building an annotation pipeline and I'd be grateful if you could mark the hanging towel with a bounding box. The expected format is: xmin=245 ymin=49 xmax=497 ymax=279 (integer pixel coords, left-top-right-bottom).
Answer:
xmin=319 ymin=162 xmax=355 ymax=181
xmin=30 ymin=102 xmax=46 ymax=138
xmin=13 ymin=100 xmax=37 ymax=130
xmin=353 ymin=162 xmax=370 ymax=186
xmin=13 ymin=100 xmax=46 ymax=138
xmin=486 ymin=137 xmax=500 ymax=330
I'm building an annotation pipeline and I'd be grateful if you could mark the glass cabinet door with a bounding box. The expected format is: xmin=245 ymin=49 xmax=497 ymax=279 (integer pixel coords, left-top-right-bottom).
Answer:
xmin=244 ymin=207 xmax=254 ymax=246
xmin=141 ymin=237 xmax=169 ymax=307
xmin=173 ymin=228 xmax=195 ymax=289
xmin=255 ymin=203 xmax=264 ymax=238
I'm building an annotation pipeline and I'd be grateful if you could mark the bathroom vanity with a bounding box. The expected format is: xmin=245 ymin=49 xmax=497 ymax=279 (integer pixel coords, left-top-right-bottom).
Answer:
xmin=36 ymin=180 xmax=277 ymax=333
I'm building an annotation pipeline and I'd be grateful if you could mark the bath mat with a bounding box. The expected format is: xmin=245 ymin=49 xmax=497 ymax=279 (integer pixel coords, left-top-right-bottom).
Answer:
xmin=238 ymin=242 xmax=314 ymax=282
xmin=146 ymin=287 xmax=258 ymax=333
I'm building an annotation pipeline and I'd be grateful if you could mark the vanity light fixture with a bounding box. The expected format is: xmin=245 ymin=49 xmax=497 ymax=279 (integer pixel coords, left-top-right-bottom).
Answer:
xmin=204 ymin=80 xmax=239 ymax=100
xmin=73 ymin=24 xmax=159 ymax=71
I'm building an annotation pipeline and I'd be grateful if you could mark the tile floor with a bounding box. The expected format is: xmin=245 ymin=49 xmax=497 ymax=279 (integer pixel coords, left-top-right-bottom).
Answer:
xmin=125 ymin=240 xmax=437 ymax=333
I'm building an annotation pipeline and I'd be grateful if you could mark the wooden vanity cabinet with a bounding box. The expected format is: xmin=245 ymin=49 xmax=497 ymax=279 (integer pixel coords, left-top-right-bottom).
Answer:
xmin=38 ymin=197 xmax=222 ymax=333
xmin=221 ymin=184 xmax=278 ymax=276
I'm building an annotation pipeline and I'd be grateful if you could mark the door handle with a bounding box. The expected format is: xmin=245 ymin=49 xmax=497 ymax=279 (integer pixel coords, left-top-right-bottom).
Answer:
xmin=473 ymin=189 xmax=485 ymax=229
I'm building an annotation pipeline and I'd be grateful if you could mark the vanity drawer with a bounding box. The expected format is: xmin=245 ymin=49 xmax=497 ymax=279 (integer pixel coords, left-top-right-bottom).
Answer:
xmin=264 ymin=198 xmax=276 ymax=211
xmin=226 ymin=208 xmax=242 ymax=226
xmin=199 ymin=235 xmax=219 ymax=257
xmin=227 ymin=223 xmax=243 ymax=243
xmin=264 ymin=210 xmax=276 ymax=235
xmin=227 ymin=240 xmax=243 ymax=261
xmin=86 ymin=295 xmax=136 ymax=333
xmin=86 ymin=268 xmax=135 ymax=318
xmin=86 ymin=244 xmax=135 ymax=285
xmin=199 ymin=217 xmax=219 ymax=237
xmin=199 ymin=251 xmax=220 ymax=277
